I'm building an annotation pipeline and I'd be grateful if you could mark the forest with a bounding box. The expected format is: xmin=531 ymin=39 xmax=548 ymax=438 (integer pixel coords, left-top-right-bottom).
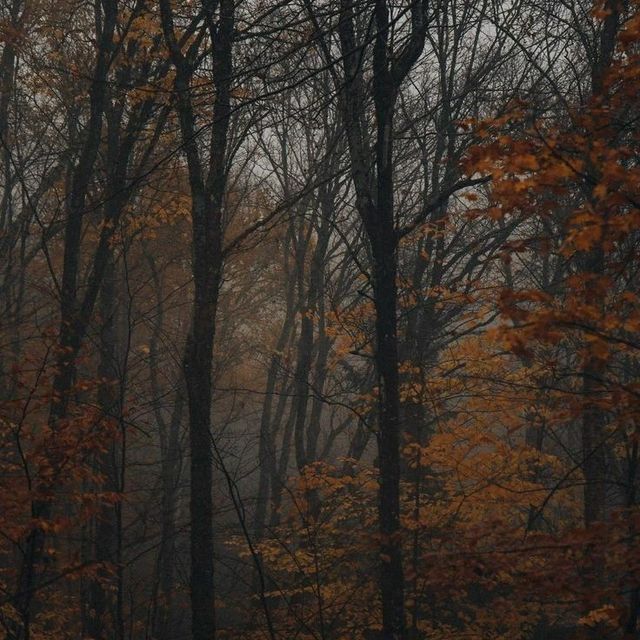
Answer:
xmin=0 ymin=0 xmax=639 ymax=638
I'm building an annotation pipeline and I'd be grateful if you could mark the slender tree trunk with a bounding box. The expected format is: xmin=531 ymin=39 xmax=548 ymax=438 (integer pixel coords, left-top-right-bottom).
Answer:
xmin=84 ymin=250 xmax=121 ymax=640
xmin=253 ymin=290 xmax=296 ymax=541
xmin=270 ymin=402 xmax=297 ymax=528
xmin=159 ymin=2 xmax=234 ymax=637
xmin=0 ymin=0 xmax=19 ymax=231
xmin=144 ymin=247 xmax=185 ymax=640
xmin=581 ymin=367 xmax=607 ymax=526
xmin=152 ymin=387 xmax=184 ymax=640
xmin=293 ymin=307 xmax=315 ymax=472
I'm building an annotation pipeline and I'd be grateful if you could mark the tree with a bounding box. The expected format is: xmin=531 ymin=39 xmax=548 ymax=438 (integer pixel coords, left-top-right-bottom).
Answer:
xmin=467 ymin=0 xmax=640 ymax=632
xmin=159 ymin=1 xmax=234 ymax=637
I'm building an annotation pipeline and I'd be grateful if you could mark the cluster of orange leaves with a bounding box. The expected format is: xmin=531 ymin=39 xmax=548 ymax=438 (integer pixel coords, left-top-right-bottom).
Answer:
xmin=0 ymin=340 xmax=120 ymax=638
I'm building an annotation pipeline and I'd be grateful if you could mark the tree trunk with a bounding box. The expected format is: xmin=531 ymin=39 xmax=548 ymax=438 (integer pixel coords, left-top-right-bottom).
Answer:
xmin=370 ymin=225 xmax=405 ymax=640
xmin=253 ymin=294 xmax=296 ymax=541
xmin=84 ymin=249 xmax=122 ymax=640
xmin=159 ymin=2 xmax=234 ymax=637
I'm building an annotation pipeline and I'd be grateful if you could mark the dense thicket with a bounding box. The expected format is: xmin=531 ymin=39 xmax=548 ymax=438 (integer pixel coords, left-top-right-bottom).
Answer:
xmin=0 ymin=0 xmax=639 ymax=639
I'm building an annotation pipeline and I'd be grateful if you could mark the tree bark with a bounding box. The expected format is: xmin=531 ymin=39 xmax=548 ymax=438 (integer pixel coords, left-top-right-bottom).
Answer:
xmin=330 ymin=0 xmax=429 ymax=635
xmin=159 ymin=2 xmax=234 ymax=637
xmin=84 ymin=249 xmax=122 ymax=640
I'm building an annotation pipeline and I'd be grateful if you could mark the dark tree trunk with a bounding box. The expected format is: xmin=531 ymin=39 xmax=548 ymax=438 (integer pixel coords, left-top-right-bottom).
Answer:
xmin=253 ymin=278 xmax=296 ymax=541
xmin=329 ymin=0 xmax=429 ymax=635
xmin=84 ymin=250 xmax=122 ymax=640
xmin=159 ymin=2 xmax=234 ymax=637
xmin=153 ymin=387 xmax=184 ymax=640
xmin=369 ymin=222 xmax=405 ymax=640
xmin=146 ymin=248 xmax=185 ymax=640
